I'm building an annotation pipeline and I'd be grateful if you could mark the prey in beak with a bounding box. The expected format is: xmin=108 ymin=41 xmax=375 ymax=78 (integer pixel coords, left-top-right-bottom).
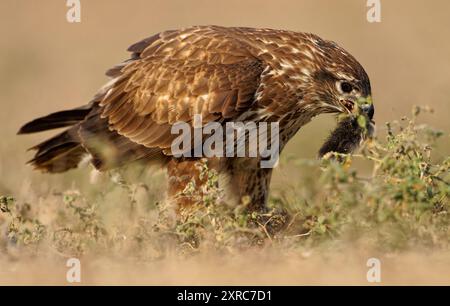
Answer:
xmin=319 ymin=96 xmax=375 ymax=158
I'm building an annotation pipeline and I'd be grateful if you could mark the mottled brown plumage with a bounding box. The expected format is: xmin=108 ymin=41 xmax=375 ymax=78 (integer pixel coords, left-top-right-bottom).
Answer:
xmin=18 ymin=26 xmax=374 ymax=210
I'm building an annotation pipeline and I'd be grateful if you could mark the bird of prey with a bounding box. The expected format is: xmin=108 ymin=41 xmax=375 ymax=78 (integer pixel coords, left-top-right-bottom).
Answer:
xmin=18 ymin=26 xmax=375 ymax=211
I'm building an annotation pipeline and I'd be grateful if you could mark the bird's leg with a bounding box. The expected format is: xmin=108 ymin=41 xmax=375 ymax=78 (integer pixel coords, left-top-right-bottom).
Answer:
xmin=225 ymin=158 xmax=274 ymax=212
xmin=166 ymin=157 xmax=223 ymax=214
xmin=166 ymin=157 xmax=274 ymax=213
xmin=225 ymin=158 xmax=288 ymax=235
xmin=166 ymin=157 xmax=287 ymax=235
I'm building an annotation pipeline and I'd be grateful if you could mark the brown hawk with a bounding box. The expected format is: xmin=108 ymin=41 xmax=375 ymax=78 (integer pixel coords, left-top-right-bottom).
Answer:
xmin=18 ymin=26 xmax=374 ymax=211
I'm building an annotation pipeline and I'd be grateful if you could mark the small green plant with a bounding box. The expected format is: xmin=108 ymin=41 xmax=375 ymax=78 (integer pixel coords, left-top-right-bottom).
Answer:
xmin=0 ymin=196 xmax=46 ymax=251
xmin=277 ymin=106 xmax=449 ymax=251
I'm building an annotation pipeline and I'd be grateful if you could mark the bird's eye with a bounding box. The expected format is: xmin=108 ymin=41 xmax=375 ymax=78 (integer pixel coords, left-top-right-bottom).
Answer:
xmin=340 ymin=82 xmax=353 ymax=93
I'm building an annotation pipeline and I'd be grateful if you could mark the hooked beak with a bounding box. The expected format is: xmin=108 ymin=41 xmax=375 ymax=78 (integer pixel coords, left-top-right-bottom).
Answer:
xmin=361 ymin=103 xmax=375 ymax=120
xmin=340 ymin=96 xmax=375 ymax=121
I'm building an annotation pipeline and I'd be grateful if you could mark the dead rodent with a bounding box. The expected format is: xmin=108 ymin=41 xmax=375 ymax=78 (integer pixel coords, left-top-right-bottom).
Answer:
xmin=318 ymin=115 xmax=374 ymax=158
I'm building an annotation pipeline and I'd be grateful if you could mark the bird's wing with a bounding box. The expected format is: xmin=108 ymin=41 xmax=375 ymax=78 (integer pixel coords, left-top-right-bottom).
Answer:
xmin=98 ymin=27 xmax=264 ymax=151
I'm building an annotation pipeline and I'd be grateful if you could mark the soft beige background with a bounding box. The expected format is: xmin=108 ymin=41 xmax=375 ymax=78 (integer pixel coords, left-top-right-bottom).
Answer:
xmin=0 ymin=0 xmax=449 ymax=284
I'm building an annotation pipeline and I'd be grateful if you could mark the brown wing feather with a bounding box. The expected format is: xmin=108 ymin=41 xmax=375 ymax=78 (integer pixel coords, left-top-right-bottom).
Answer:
xmin=98 ymin=27 xmax=264 ymax=151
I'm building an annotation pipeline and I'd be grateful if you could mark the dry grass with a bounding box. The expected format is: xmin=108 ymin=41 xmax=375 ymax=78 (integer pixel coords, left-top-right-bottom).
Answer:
xmin=1 ymin=108 xmax=449 ymax=285
xmin=0 ymin=1 xmax=449 ymax=285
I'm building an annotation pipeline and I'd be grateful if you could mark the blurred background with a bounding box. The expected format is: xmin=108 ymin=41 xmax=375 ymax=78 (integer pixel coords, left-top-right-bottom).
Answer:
xmin=0 ymin=0 xmax=449 ymax=285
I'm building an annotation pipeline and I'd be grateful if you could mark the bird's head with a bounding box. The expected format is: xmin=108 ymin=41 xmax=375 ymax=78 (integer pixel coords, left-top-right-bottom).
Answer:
xmin=298 ymin=36 xmax=375 ymax=155
xmin=302 ymin=37 xmax=374 ymax=122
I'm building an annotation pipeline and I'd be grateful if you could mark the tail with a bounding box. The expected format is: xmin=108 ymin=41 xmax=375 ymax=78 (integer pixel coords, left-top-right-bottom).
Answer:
xmin=18 ymin=106 xmax=91 ymax=134
xmin=18 ymin=106 xmax=92 ymax=173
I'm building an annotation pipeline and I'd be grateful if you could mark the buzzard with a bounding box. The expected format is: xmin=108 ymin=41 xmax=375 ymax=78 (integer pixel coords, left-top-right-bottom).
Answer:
xmin=18 ymin=26 xmax=374 ymax=211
